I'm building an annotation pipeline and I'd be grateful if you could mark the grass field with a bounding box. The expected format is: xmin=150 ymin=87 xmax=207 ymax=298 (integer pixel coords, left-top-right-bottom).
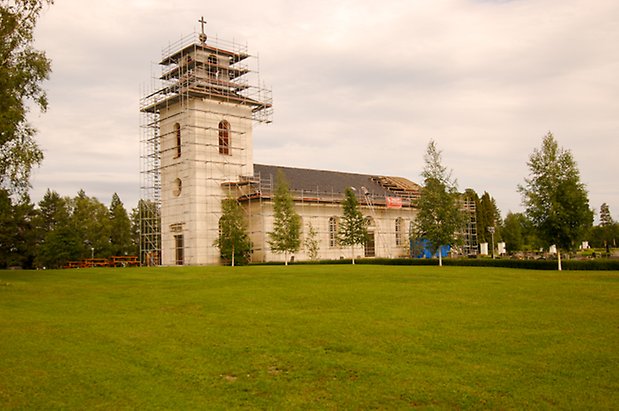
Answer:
xmin=1 ymin=265 xmax=618 ymax=409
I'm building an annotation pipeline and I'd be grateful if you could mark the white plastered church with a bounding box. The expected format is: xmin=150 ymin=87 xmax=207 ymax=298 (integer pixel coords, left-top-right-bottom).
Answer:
xmin=140 ymin=24 xmax=421 ymax=266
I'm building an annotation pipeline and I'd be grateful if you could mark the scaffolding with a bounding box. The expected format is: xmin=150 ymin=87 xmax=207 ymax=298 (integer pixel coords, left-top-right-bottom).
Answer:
xmin=460 ymin=196 xmax=478 ymax=257
xmin=139 ymin=29 xmax=272 ymax=266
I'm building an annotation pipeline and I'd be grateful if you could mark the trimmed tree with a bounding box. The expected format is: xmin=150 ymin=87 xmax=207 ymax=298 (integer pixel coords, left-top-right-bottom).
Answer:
xmin=215 ymin=197 xmax=252 ymax=266
xmin=415 ymin=140 xmax=465 ymax=266
xmin=518 ymin=132 xmax=593 ymax=270
xmin=268 ymin=170 xmax=301 ymax=265
xmin=338 ymin=187 xmax=368 ymax=264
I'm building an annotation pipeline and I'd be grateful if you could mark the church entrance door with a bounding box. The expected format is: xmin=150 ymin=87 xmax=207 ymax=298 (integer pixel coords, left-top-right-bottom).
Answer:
xmin=364 ymin=231 xmax=376 ymax=257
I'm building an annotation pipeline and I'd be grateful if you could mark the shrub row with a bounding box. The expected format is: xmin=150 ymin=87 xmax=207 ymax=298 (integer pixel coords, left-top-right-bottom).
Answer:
xmin=252 ymin=257 xmax=619 ymax=270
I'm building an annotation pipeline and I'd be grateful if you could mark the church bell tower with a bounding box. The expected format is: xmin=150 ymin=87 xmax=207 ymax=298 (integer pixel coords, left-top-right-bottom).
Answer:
xmin=140 ymin=19 xmax=272 ymax=265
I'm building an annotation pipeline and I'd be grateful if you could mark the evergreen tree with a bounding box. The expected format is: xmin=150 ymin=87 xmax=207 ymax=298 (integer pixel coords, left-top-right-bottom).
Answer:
xmin=415 ymin=140 xmax=465 ymax=266
xmin=109 ymin=193 xmax=133 ymax=255
xmin=34 ymin=189 xmax=75 ymax=268
xmin=502 ymin=212 xmax=525 ymax=254
xmin=0 ymin=1 xmax=53 ymax=197
xmin=215 ymin=197 xmax=252 ymax=266
xmin=70 ymin=190 xmax=112 ymax=258
xmin=600 ymin=203 xmax=613 ymax=227
xmin=0 ymin=189 xmax=17 ymax=268
xmin=267 ymin=171 xmax=301 ymax=265
xmin=479 ymin=192 xmax=502 ymax=252
xmin=518 ymin=132 xmax=593 ymax=270
xmin=597 ymin=203 xmax=617 ymax=253
xmin=338 ymin=187 xmax=367 ymax=264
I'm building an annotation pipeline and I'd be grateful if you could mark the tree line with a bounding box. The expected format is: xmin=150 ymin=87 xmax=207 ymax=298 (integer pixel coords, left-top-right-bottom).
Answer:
xmin=0 ymin=189 xmax=137 ymax=269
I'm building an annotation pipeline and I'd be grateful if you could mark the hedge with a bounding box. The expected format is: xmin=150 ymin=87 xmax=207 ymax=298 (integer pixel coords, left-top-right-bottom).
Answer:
xmin=252 ymin=257 xmax=619 ymax=270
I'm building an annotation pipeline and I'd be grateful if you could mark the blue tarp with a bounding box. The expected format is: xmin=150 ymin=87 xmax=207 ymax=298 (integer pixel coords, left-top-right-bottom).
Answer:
xmin=411 ymin=239 xmax=450 ymax=259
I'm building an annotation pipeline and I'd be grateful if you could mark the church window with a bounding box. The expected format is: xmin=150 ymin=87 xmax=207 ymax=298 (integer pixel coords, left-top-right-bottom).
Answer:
xmin=218 ymin=120 xmax=230 ymax=155
xmin=174 ymin=234 xmax=184 ymax=265
xmin=174 ymin=123 xmax=181 ymax=158
xmin=173 ymin=178 xmax=182 ymax=197
xmin=395 ymin=218 xmax=404 ymax=246
xmin=329 ymin=217 xmax=338 ymax=248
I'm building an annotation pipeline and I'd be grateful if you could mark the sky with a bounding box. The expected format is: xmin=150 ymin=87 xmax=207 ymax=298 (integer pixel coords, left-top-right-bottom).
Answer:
xmin=30 ymin=0 xmax=619 ymax=221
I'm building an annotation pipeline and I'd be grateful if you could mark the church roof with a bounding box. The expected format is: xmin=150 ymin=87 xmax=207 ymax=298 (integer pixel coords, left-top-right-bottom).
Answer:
xmin=252 ymin=164 xmax=420 ymax=205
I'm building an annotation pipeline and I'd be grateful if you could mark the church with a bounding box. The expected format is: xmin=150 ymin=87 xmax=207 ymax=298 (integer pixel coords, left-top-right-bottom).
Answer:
xmin=140 ymin=22 xmax=423 ymax=265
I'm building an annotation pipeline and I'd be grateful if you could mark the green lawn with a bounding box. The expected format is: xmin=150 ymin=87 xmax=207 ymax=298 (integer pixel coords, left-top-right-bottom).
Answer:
xmin=1 ymin=265 xmax=617 ymax=409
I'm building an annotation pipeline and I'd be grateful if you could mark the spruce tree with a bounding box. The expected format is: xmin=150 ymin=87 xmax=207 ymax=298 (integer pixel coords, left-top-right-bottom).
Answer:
xmin=109 ymin=193 xmax=133 ymax=256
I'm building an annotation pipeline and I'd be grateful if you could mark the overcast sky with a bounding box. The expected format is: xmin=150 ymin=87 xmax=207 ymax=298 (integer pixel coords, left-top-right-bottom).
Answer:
xmin=30 ymin=0 xmax=618 ymax=221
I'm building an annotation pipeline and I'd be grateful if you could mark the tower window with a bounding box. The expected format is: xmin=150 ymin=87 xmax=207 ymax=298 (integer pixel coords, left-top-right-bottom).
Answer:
xmin=218 ymin=120 xmax=230 ymax=155
xmin=173 ymin=178 xmax=182 ymax=197
xmin=174 ymin=234 xmax=184 ymax=265
xmin=174 ymin=123 xmax=181 ymax=158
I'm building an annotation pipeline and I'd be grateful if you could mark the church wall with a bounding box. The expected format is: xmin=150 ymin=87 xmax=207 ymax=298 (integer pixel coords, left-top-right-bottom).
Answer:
xmin=245 ymin=200 xmax=417 ymax=263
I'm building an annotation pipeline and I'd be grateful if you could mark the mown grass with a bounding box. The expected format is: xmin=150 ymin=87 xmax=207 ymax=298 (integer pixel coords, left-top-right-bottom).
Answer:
xmin=1 ymin=265 xmax=617 ymax=409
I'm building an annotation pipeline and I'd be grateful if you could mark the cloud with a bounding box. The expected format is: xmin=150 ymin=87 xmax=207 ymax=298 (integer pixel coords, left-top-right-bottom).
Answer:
xmin=28 ymin=0 xmax=619 ymax=221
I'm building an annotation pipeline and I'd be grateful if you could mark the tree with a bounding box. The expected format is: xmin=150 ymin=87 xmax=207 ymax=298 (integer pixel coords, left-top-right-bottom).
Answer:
xmin=0 ymin=189 xmax=38 ymax=268
xmin=267 ymin=171 xmax=301 ymax=265
xmin=518 ymin=132 xmax=593 ymax=270
xmin=304 ymin=221 xmax=320 ymax=261
xmin=415 ymin=140 xmax=465 ymax=266
xmin=600 ymin=203 xmax=613 ymax=227
xmin=215 ymin=197 xmax=252 ymax=266
xmin=70 ymin=190 xmax=112 ymax=258
xmin=0 ymin=1 xmax=53 ymax=197
xmin=502 ymin=212 xmax=525 ymax=253
xmin=109 ymin=193 xmax=133 ymax=256
xmin=33 ymin=189 xmax=76 ymax=268
xmin=338 ymin=187 xmax=368 ymax=264
xmin=596 ymin=203 xmax=617 ymax=254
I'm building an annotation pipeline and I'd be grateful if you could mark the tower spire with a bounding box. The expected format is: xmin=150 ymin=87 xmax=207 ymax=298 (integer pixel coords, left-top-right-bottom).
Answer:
xmin=198 ymin=16 xmax=207 ymax=43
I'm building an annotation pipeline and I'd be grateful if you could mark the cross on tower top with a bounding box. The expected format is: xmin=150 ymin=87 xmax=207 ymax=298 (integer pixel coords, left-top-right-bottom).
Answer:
xmin=198 ymin=16 xmax=207 ymax=43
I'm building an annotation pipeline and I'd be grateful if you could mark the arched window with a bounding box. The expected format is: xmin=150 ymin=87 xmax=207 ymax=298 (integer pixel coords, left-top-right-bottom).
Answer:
xmin=174 ymin=123 xmax=181 ymax=158
xmin=395 ymin=218 xmax=404 ymax=246
xmin=329 ymin=217 xmax=338 ymax=248
xmin=218 ymin=120 xmax=230 ymax=155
